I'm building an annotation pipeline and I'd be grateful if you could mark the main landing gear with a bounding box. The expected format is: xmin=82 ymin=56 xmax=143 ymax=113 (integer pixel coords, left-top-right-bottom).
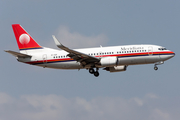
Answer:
xmin=89 ymin=68 xmax=99 ymax=77
xmin=154 ymin=61 xmax=164 ymax=71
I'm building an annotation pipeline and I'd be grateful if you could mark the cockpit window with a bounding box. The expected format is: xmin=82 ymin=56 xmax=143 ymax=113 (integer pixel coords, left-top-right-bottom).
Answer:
xmin=158 ymin=48 xmax=167 ymax=50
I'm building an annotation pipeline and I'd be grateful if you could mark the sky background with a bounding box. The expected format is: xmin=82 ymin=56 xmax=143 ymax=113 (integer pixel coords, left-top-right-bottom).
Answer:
xmin=0 ymin=0 xmax=179 ymax=120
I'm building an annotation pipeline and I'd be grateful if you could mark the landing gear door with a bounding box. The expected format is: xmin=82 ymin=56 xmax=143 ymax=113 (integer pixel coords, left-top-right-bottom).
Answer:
xmin=148 ymin=46 xmax=153 ymax=55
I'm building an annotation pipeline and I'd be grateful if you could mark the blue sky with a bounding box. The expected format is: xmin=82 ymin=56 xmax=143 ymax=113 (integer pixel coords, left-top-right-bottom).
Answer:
xmin=0 ymin=0 xmax=179 ymax=120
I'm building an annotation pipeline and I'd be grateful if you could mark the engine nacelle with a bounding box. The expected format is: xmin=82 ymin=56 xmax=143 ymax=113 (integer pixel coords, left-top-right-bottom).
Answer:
xmin=100 ymin=57 xmax=118 ymax=67
xmin=104 ymin=66 xmax=127 ymax=72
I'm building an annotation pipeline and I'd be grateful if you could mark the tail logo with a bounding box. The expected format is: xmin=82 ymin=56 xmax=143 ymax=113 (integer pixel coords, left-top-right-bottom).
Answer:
xmin=19 ymin=34 xmax=30 ymax=45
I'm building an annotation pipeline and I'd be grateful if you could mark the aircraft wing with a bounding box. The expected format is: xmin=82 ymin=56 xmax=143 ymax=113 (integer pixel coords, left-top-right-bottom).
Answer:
xmin=52 ymin=35 xmax=100 ymax=66
xmin=5 ymin=50 xmax=32 ymax=58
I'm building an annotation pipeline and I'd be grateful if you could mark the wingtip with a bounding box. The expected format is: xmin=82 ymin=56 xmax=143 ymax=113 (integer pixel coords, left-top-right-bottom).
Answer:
xmin=52 ymin=35 xmax=62 ymax=46
xmin=52 ymin=35 xmax=56 ymax=41
xmin=52 ymin=35 xmax=55 ymax=38
xmin=4 ymin=50 xmax=11 ymax=53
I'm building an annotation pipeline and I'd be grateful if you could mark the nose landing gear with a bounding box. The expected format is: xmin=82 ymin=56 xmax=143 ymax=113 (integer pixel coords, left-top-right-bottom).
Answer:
xmin=89 ymin=68 xmax=99 ymax=77
xmin=154 ymin=66 xmax=158 ymax=70
xmin=154 ymin=61 xmax=164 ymax=71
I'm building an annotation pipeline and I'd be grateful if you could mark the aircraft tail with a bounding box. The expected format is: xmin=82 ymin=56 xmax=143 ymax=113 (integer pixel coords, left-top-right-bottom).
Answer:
xmin=12 ymin=24 xmax=42 ymax=50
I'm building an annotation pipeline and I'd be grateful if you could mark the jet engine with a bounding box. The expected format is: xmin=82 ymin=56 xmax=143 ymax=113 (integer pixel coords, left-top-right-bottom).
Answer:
xmin=104 ymin=65 xmax=127 ymax=72
xmin=100 ymin=57 xmax=118 ymax=67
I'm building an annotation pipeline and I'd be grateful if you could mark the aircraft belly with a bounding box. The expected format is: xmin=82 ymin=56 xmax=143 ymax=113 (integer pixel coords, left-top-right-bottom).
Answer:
xmin=38 ymin=61 xmax=82 ymax=69
xmin=145 ymin=55 xmax=160 ymax=63
xmin=118 ymin=56 xmax=146 ymax=65
xmin=117 ymin=55 xmax=162 ymax=65
xmin=118 ymin=57 xmax=134 ymax=65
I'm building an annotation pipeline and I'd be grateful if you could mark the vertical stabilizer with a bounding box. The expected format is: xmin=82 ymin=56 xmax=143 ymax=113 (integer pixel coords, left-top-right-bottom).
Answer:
xmin=12 ymin=24 xmax=42 ymax=50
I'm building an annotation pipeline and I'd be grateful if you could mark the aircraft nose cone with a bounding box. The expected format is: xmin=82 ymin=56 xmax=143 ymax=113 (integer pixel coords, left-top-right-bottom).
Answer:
xmin=172 ymin=51 xmax=175 ymax=57
xmin=169 ymin=51 xmax=175 ymax=58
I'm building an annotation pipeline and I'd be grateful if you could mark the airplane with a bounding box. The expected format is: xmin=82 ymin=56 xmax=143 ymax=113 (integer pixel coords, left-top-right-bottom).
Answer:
xmin=5 ymin=24 xmax=175 ymax=77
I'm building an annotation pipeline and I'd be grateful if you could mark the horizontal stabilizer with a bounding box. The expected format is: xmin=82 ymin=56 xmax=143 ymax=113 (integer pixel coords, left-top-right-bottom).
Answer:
xmin=5 ymin=50 xmax=31 ymax=58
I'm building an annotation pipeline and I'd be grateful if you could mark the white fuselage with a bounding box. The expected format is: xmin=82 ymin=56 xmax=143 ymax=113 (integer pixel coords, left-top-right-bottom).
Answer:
xmin=17 ymin=44 xmax=175 ymax=70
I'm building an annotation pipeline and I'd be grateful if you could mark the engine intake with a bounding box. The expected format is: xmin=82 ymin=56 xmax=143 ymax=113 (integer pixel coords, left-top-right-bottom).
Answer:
xmin=100 ymin=57 xmax=118 ymax=67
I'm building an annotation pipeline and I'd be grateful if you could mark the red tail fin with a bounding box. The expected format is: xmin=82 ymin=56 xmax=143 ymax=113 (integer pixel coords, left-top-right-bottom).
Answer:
xmin=12 ymin=24 xmax=42 ymax=50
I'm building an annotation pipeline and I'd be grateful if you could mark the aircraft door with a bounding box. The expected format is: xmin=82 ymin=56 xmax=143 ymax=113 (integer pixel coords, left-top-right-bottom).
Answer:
xmin=148 ymin=46 xmax=153 ymax=55
xmin=42 ymin=54 xmax=47 ymax=64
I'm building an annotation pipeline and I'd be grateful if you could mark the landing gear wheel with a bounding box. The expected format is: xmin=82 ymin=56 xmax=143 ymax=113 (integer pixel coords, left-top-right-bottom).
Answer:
xmin=154 ymin=66 xmax=158 ymax=70
xmin=89 ymin=68 xmax=95 ymax=74
xmin=94 ymin=71 xmax=99 ymax=77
